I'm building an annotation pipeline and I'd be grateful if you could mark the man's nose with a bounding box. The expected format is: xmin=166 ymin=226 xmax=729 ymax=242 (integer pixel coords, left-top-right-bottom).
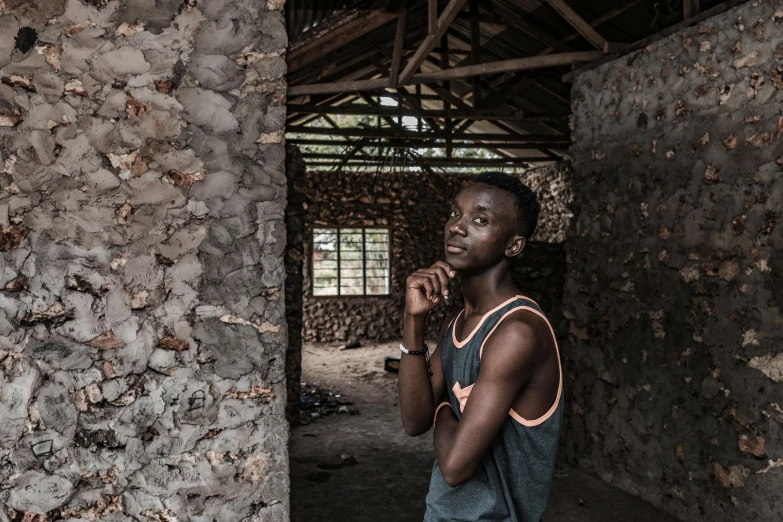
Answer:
xmin=448 ymin=216 xmax=467 ymax=236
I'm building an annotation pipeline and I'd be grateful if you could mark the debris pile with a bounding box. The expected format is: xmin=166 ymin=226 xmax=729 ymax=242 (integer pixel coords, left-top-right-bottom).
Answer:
xmin=299 ymin=382 xmax=359 ymax=425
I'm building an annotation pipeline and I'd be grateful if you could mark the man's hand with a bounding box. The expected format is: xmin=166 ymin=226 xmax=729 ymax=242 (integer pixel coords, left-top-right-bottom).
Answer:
xmin=405 ymin=261 xmax=457 ymax=317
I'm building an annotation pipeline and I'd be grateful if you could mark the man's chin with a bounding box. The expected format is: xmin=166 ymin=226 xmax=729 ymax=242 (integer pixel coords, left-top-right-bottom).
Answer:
xmin=444 ymin=251 xmax=469 ymax=268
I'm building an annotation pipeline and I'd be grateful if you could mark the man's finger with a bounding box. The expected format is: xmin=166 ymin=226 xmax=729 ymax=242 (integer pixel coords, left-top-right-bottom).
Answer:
xmin=422 ymin=272 xmax=441 ymax=299
xmin=433 ymin=260 xmax=457 ymax=279
xmin=422 ymin=267 xmax=450 ymax=297
xmin=411 ymin=274 xmax=435 ymax=299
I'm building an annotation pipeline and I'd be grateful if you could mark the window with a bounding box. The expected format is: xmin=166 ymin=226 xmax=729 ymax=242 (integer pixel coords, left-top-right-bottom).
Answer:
xmin=312 ymin=227 xmax=390 ymax=296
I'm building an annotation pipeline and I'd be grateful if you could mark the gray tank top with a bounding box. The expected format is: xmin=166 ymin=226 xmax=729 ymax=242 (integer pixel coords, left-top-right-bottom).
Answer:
xmin=424 ymin=295 xmax=563 ymax=522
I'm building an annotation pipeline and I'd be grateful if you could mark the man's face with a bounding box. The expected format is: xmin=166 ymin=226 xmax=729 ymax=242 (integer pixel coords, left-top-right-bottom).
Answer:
xmin=443 ymin=183 xmax=522 ymax=272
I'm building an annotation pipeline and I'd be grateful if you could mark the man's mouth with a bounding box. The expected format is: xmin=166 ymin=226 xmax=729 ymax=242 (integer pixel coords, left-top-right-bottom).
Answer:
xmin=446 ymin=241 xmax=467 ymax=253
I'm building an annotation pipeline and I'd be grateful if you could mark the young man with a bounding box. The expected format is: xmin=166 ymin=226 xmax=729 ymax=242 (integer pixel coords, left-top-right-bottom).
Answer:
xmin=398 ymin=171 xmax=563 ymax=522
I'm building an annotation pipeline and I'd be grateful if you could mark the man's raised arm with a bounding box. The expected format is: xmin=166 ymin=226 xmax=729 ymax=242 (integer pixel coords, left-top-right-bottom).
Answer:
xmin=398 ymin=261 xmax=456 ymax=436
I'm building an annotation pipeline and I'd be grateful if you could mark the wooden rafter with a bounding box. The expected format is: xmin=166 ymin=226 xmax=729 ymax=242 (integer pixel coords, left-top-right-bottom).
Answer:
xmin=287 ymin=126 xmax=569 ymax=144
xmin=360 ymin=93 xmax=407 ymax=133
xmin=428 ymin=0 xmax=438 ymax=34
xmin=454 ymin=1 xmax=637 ymax=107
xmin=543 ymin=0 xmax=608 ymax=50
xmin=563 ymin=0 xmax=749 ymax=82
xmin=475 ymin=74 xmax=535 ymax=110
xmin=330 ymin=138 xmax=368 ymax=172
xmin=388 ymin=0 xmax=409 ymax=88
xmin=410 ymin=51 xmax=603 ymax=84
xmin=397 ymin=0 xmax=469 ymax=85
xmin=289 ymin=138 xmax=563 ymax=150
xmin=368 ymin=51 xmax=443 ymax=132
xmin=303 ymin=156 xmax=540 ymax=167
xmin=287 ymin=103 xmax=538 ymax=121
xmin=288 ymin=51 xmax=601 ymax=96
xmin=684 ymin=0 xmax=700 ymax=18
xmin=287 ymin=8 xmax=399 ymax=73
xmin=470 ymin=0 xmax=481 ymax=105
xmin=285 ymin=1 xmax=667 ymax=162
xmin=289 ymin=21 xmax=432 ymax=87
xmin=484 ymin=2 xmax=571 ymax=52
xmin=417 ymin=52 xmax=567 ymax=141
xmin=441 ymin=32 xmax=453 ymax=158
xmin=556 ymin=1 xmax=640 ymax=48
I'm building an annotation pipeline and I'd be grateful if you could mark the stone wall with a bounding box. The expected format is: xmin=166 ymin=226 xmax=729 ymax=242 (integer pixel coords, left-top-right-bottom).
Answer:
xmin=0 ymin=0 xmax=289 ymax=520
xmin=301 ymin=167 xmax=571 ymax=344
xmin=564 ymin=2 xmax=783 ymax=520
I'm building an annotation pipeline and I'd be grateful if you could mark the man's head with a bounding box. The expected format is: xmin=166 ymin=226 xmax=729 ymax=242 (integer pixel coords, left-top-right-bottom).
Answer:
xmin=444 ymin=171 xmax=540 ymax=272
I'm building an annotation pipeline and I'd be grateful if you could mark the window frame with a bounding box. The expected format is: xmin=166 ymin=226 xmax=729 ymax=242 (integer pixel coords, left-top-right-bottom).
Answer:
xmin=310 ymin=225 xmax=392 ymax=298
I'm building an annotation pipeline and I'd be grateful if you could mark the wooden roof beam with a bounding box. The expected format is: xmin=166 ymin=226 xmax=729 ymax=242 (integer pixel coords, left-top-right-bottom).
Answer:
xmin=556 ymin=1 xmax=640 ymax=48
xmin=428 ymin=0 xmax=438 ymax=34
xmin=684 ymin=0 xmax=700 ymax=18
xmin=388 ymin=0 xmax=409 ymax=88
xmin=287 ymin=8 xmax=399 ymax=73
xmin=564 ymin=0 xmax=749 ymax=82
xmin=484 ymin=2 xmax=571 ymax=52
xmin=397 ymin=0 xmax=469 ymax=85
xmin=303 ymin=155 xmax=541 ymax=166
xmin=289 ymin=138 xmax=564 ymax=150
xmin=287 ymin=51 xmax=601 ymax=96
xmin=542 ymin=0 xmax=608 ymax=50
xmin=475 ymin=74 xmax=535 ymax=110
xmin=369 ymin=51 xmax=444 ymax=132
xmin=287 ymin=103 xmax=540 ymax=121
xmin=410 ymin=51 xmax=603 ymax=84
xmin=287 ymin=126 xmax=570 ymax=144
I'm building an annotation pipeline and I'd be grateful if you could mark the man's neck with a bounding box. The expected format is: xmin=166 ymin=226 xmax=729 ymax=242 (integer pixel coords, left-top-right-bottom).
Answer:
xmin=459 ymin=262 xmax=520 ymax=316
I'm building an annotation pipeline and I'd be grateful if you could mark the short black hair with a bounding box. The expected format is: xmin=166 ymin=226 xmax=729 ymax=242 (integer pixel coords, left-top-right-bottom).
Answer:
xmin=474 ymin=171 xmax=540 ymax=240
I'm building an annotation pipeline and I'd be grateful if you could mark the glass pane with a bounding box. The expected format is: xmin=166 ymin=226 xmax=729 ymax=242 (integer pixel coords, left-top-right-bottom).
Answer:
xmin=313 ymin=228 xmax=338 ymax=295
xmin=366 ymin=277 xmax=389 ymax=295
xmin=365 ymin=228 xmax=389 ymax=295
xmin=314 ymin=286 xmax=338 ymax=296
xmin=340 ymin=229 xmax=364 ymax=295
xmin=340 ymin=285 xmax=363 ymax=295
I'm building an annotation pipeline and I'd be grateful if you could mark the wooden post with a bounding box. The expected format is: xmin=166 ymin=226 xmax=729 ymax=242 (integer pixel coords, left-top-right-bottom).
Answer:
xmin=470 ymin=0 xmax=481 ymax=105
xmin=684 ymin=0 xmax=700 ymax=18
xmin=397 ymin=0 xmax=469 ymax=85
xmin=389 ymin=0 xmax=409 ymax=87
xmin=429 ymin=0 xmax=438 ymax=35
xmin=416 ymin=83 xmax=422 ymax=132
xmin=441 ymin=33 xmax=452 ymax=159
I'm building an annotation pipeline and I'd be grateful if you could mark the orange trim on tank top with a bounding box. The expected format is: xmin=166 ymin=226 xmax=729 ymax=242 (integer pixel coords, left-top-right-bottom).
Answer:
xmin=476 ymin=305 xmax=562 ymax=427
xmin=451 ymin=294 xmax=539 ymax=348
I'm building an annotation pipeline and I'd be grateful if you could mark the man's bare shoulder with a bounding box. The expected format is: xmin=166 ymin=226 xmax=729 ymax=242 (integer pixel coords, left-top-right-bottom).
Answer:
xmin=481 ymin=309 xmax=550 ymax=372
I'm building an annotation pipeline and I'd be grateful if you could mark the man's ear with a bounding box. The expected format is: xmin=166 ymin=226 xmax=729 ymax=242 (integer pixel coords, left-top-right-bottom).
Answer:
xmin=506 ymin=235 xmax=526 ymax=259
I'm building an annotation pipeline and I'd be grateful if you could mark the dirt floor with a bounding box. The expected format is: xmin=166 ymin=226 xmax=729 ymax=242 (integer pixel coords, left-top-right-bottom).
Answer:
xmin=290 ymin=341 xmax=681 ymax=522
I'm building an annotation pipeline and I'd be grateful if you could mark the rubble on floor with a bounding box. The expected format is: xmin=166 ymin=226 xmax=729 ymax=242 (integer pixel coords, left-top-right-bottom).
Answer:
xmin=299 ymin=382 xmax=360 ymax=425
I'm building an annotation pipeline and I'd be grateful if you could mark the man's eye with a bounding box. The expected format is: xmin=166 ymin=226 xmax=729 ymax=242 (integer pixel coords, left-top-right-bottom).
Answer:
xmin=474 ymin=217 xmax=487 ymax=224
xmin=449 ymin=210 xmax=458 ymax=217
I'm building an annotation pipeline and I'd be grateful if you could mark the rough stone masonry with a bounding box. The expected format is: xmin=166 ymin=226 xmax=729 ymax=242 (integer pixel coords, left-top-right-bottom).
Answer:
xmin=0 ymin=0 xmax=289 ymax=520
xmin=565 ymin=1 xmax=783 ymax=520
xmin=300 ymin=164 xmax=573 ymax=344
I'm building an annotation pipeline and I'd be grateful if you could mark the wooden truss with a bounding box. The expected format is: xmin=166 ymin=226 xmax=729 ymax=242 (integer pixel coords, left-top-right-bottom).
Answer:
xmin=285 ymin=0 xmax=724 ymax=170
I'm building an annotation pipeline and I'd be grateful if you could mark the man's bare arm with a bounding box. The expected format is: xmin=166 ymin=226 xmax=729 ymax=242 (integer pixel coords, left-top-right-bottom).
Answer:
xmin=398 ymin=312 xmax=447 ymax=435
xmin=398 ymin=261 xmax=457 ymax=436
xmin=432 ymin=312 xmax=543 ymax=486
